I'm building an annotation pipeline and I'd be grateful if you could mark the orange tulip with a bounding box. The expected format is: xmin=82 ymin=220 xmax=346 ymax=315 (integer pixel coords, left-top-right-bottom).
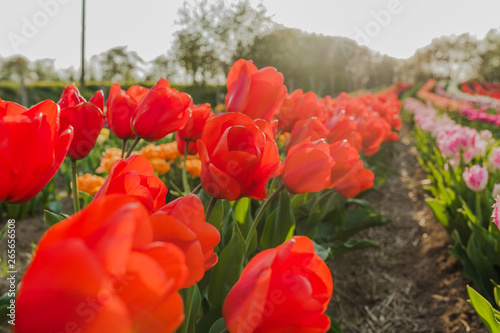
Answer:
xmin=223 ymin=236 xmax=333 ymax=332
xmin=16 ymin=195 xmax=188 ymax=333
xmin=226 ymin=59 xmax=287 ymax=121
xmin=281 ymin=139 xmax=334 ymax=194
xmin=152 ymin=194 xmax=220 ymax=287
xmin=93 ymin=155 xmax=168 ymax=214
xmin=0 ymin=99 xmax=73 ymax=203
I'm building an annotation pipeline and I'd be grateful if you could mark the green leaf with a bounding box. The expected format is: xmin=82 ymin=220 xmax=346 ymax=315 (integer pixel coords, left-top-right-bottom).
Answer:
xmin=186 ymin=285 xmax=201 ymax=333
xmin=208 ymin=224 xmax=246 ymax=308
xmin=195 ymin=307 xmax=222 ymax=333
xmin=313 ymin=241 xmax=332 ymax=261
xmin=47 ymin=201 xmax=62 ymax=214
xmin=43 ymin=209 xmax=67 ymax=227
xmin=335 ymin=208 xmax=389 ymax=242
xmin=330 ymin=239 xmax=380 ymax=258
xmin=0 ymin=291 xmax=14 ymax=324
xmin=260 ymin=190 xmax=295 ymax=249
xmin=209 ymin=318 xmax=227 ymax=333
xmin=328 ymin=316 xmax=344 ymax=333
xmin=233 ymin=198 xmax=253 ymax=237
xmin=425 ymin=198 xmax=449 ymax=228
xmin=79 ymin=191 xmax=94 ymax=208
xmin=208 ymin=199 xmax=225 ymax=228
xmin=467 ymin=286 xmax=500 ymax=333
xmin=290 ymin=193 xmax=307 ymax=211
xmin=234 ymin=198 xmax=251 ymax=224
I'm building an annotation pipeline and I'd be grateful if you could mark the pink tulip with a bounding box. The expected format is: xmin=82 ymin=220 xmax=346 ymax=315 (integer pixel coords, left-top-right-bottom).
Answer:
xmin=463 ymin=164 xmax=489 ymax=192
xmin=492 ymin=195 xmax=500 ymax=230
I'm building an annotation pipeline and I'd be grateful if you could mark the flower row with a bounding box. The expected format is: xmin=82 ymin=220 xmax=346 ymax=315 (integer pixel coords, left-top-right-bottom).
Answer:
xmin=2 ymin=58 xmax=407 ymax=332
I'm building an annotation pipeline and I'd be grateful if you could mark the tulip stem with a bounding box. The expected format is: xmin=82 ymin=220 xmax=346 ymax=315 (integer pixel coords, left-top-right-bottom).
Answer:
xmin=205 ymin=197 xmax=218 ymax=221
xmin=121 ymin=139 xmax=127 ymax=159
xmin=182 ymin=141 xmax=191 ymax=194
xmin=245 ymin=183 xmax=285 ymax=245
xmin=71 ymin=158 xmax=80 ymax=214
xmin=192 ymin=183 xmax=202 ymax=195
xmin=125 ymin=137 xmax=141 ymax=158
xmin=180 ymin=286 xmax=196 ymax=333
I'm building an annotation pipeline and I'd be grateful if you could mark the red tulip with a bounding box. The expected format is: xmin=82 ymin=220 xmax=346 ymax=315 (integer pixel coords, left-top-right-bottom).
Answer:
xmin=223 ymin=236 xmax=333 ymax=332
xmin=197 ymin=112 xmax=281 ymax=201
xmin=16 ymin=195 xmax=188 ymax=333
xmin=93 ymin=155 xmax=168 ymax=214
xmin=356 ymin=113 xmax=390 ymax=156
xmin=329 ymin=140 xmax=361 ymax=188
xmin=276 ymin=89 xmax=320 ymax=132
xmin=176 ymin=103 xmax=213 ymax=155
xmin=106 ymin=83 xmax=149 ymax=140
xmin=324 ymin=111 xmax=358 ymax=143
xmin=226 ymin=59 xmax=287 ymax=121
xmin=285 ymin=117 xmax=329 ymax=152
xmin=152 ymin=194 xmax=220 ymax=287
xmin=176 ymin=134 xmax=198 ymax=155
xmin=177 ymin=103 xmax=213 ymax=142
xmin=281 ymin=139 xmax=334 ymax=194
xmin=58 ymin=84 xmax=105 ymax=160
xmin=131 ymin=78 xmax=191 ymax=142
xmin=126 ymin=84 xmax=150 ymax=103
xmin=336 ymin=162 xmax=374 ymax=198
xmin=0 ymin=99 xmax=73 ymax=203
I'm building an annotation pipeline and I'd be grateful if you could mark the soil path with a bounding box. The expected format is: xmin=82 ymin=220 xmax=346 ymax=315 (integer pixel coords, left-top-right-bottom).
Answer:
xmin=329 ymin=122 xmax=487 ymax=332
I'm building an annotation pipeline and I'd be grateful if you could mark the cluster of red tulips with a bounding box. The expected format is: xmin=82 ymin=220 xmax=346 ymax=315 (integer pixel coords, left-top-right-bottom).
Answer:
xmin=462 ymin=81 xmax=500 ymax=99
xmin=1 ymin=58 xmax=404 ymax=332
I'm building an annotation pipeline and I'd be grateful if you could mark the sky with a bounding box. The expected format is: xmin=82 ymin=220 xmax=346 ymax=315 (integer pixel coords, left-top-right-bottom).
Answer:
xmin=0 ymin=0 xmax=499 ymax=70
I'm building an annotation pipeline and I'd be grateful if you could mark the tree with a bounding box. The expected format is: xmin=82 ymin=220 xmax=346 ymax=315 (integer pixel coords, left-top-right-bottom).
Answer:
xmin=31 ymin=59 xmax=59 ymax=81
xmin=171 ymin=0 xmax=271 ymax=85
xmin=144 ymin=55 xmax=176 ymax=81
xmin=100 ymin=46 xmax=144 ymax=82
xmin=478 ymin=28 xmax=500 ymax=81
xmin=1 ymin=56 xmax=30 ymax=104
xmin=408 ymin=33 xmax=481 ymax=82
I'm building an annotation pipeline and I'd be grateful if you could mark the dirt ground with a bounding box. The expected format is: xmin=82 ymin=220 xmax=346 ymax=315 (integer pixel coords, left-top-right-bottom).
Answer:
xmin=0 ymin=122 xmax=489 ymax=332
xmin=329 ymin=123 xmax=488 ymax=332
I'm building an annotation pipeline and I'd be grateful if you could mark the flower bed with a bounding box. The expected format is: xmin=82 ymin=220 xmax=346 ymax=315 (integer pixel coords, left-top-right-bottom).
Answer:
xmin=0 ymin=59 xmax=408 ymax=332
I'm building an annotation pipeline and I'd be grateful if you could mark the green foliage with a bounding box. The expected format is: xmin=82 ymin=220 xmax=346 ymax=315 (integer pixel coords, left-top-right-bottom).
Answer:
xmin=207 ymin=224 xmax=246 ymax=308
xmin=0 ymin=291 xmax=14 ymax=325
xmin=260 ymin=190 xmax=295 ymax=249
xmin=468 ymin=285 xmax=500 ymax=333
xmin=406 ymin=94 xmax=500 ymax=317
xmin=292 ymin=191 xmax=390 ymax=259
xmin=43 ymin=209 xmax=67 ymax=227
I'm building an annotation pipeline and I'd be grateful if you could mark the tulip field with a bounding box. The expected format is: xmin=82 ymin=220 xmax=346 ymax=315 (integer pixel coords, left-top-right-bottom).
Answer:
xmin=2 ymin=58 xmax=500 ymax=332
